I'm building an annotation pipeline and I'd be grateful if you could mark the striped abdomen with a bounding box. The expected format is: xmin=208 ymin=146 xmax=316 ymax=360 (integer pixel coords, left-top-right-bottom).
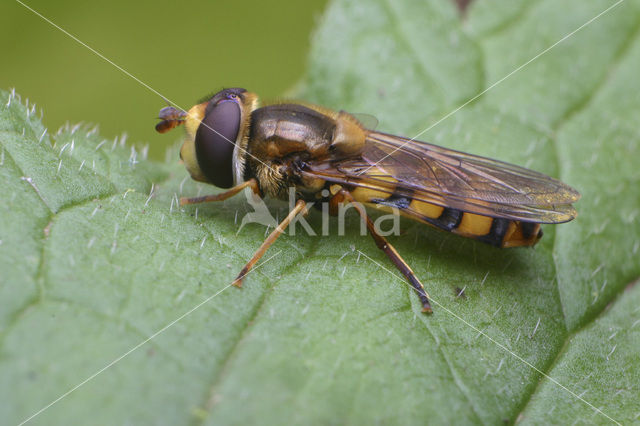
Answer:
xmin=353 ymin=189 xmax=542 ymax=248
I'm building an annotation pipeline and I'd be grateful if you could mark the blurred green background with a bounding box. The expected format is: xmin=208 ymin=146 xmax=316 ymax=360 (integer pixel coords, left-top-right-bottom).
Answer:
xmin=0 ymin=0 xmax=327 ymax=159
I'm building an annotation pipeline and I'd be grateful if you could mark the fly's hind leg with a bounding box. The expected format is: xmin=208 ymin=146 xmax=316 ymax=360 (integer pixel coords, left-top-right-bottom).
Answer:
xmin=336 ymin=189 xmax=432 ymax=314
xmin=180 ymin=178 xmax=260 ymax=205
xmin=233 ymin=199 xmax=309 ymax=287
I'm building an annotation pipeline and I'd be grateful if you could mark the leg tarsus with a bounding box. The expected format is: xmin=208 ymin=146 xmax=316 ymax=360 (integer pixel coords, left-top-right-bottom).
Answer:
xmin=232 ymin=268 xmax=247 ymax=288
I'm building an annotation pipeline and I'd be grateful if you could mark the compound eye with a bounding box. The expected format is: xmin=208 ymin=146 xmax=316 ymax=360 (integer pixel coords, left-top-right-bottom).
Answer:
xmin=194 ymin=100 xmax=241 ymax=188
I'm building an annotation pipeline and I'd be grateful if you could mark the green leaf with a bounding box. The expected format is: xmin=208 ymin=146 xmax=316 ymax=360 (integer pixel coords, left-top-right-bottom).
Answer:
xmin=1 ymin=0 xmax=639 ymax=424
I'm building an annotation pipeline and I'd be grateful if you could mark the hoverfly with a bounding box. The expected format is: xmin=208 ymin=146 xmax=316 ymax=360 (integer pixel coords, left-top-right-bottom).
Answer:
xmin=156 ymin=88 xmax=580 ymax=313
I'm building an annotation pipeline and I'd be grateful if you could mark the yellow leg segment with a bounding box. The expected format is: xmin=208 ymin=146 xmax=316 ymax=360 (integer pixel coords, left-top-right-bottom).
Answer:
xmin=180 ymin=179 xmax=260 ymax=205
xmin=233 ymin=199 xmax=309 ymax=287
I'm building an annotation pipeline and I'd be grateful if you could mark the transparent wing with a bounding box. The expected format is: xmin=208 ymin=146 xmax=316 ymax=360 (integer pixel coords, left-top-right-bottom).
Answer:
xmin=349 ymin=112 xmax=379 ymax=130
xmin=302 ymin=131 xmax=580 ymax=223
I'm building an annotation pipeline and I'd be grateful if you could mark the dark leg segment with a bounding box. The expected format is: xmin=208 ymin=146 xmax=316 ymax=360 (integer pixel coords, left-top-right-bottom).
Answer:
xmin=233 ymin=199 xmax=309 ymax=287
xmin=338 ymin=189 xmax=432 ymax=313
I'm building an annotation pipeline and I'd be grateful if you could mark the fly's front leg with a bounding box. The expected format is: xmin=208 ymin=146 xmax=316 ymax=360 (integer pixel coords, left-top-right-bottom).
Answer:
xmin=233 ymin=199 xmax=309 ymax=287
xmin=180 ymin=178 xmax=260 ymax=205
xmin=335 ymin=189 xmax=432 ymax=314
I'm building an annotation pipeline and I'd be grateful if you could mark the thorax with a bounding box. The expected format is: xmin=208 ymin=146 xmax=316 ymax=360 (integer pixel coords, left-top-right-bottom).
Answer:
xmin=244 ymin=103 xmax=366 ymax=200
